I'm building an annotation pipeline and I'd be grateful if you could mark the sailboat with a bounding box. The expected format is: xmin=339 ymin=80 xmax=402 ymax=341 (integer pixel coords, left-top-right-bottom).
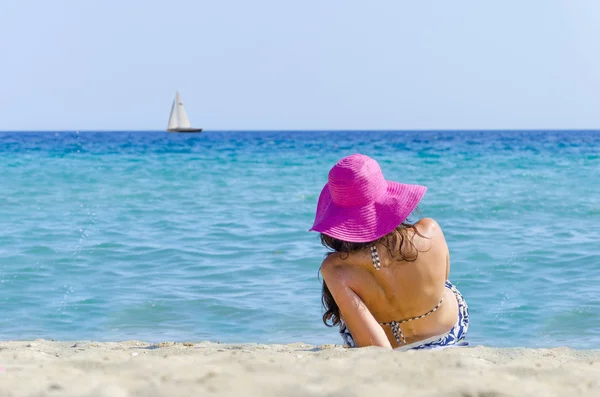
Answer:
xmin=166 ymin=92 xmax=203 ymax=133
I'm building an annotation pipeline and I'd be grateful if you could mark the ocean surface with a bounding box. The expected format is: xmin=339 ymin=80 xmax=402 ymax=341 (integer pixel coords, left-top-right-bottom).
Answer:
xmin=0 ymin=130 xmax=599 ymax=349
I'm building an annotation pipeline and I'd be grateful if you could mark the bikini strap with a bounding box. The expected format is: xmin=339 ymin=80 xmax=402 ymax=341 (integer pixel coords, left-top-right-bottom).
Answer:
xmin=370 ymin=245 xmax=381 ymax=270
xmin=380 ymin=293 xmax=446 ymax=345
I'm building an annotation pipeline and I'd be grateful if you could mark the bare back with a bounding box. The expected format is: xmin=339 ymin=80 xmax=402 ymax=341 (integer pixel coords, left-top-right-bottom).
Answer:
xmin=321 ymin=218 xmax=458 ymax=347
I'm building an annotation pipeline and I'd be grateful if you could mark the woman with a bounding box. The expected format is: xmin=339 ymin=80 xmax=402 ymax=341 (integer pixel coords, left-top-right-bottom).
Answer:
xmin=310 ymin=154 xmax=469 ymax=350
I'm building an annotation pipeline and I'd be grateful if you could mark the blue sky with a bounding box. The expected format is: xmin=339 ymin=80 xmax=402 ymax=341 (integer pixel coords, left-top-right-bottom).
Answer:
xmin=1 ymin=0 xmax=600 ymax=130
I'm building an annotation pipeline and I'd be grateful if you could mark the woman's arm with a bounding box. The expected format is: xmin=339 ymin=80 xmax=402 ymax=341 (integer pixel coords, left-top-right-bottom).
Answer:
xmin=321 ymin=261 xmax=392 ymax=348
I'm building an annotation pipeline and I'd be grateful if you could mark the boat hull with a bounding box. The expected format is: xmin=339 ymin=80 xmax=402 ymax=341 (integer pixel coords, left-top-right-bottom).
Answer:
xmin=167 ymin=128 xmax=203 ymax=133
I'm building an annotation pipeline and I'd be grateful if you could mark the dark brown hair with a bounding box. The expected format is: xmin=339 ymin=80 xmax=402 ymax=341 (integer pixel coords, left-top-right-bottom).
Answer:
xmin=320 ymin=220 xmax=425 ymax=327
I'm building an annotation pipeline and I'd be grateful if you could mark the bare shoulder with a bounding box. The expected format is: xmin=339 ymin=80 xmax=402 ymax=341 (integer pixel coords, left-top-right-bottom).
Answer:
xmin=412 ymin=218 xmax=447 ymax=253
xmin=320 ymin=253 xmax=355 ymax=284
xmin=415 ymin=217 xmax=443 ymax=237
xmin=320 ymin=254 xmax=340 ymax=276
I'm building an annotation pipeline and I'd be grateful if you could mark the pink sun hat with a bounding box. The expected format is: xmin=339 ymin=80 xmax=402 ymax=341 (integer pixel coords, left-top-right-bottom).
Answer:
xmin=310 ymin=154 xmax=427 ymax=242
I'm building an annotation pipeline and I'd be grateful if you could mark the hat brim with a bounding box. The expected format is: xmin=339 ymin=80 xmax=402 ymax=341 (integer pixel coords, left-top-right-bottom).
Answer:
xmin=309 ymin=181 xmax=427 ymax=243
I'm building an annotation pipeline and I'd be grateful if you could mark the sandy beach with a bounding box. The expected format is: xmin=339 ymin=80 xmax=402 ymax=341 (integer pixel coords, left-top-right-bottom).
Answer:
xmin=0 ymin=340 xmax=598 ymax=396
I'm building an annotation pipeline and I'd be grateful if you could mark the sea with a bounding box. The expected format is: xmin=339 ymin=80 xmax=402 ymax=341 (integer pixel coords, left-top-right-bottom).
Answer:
xmin=0 ymin=130 xmax=599 ymax=349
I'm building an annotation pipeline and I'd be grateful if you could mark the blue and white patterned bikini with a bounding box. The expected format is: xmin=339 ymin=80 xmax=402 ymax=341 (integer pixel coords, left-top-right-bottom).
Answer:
xmin=339 ymin=246 xmax=469 ymax=350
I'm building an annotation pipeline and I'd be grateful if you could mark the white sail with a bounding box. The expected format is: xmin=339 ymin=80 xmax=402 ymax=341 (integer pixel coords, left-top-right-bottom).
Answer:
xmin=167 ymin=100 xmax=178 ymax=130
xmin=175 ymin=92 xmax=192 ymax=129
xmin=166 ymin=91 xmax=201 ymax=132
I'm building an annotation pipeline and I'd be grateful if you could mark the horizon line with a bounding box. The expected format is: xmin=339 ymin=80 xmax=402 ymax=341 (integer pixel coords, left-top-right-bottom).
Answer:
xmin=1 ymin=128 xmax=600 ymax=133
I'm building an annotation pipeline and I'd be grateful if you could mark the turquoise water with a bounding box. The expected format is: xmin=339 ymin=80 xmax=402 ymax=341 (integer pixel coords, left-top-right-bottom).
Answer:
xmin=1 ymin=130 xmax=599 ymax=348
